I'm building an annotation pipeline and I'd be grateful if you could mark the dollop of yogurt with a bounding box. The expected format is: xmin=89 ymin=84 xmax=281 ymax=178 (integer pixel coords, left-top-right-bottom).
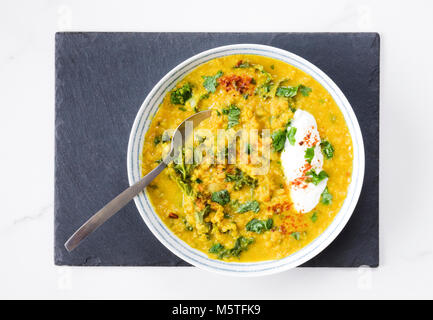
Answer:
xmin=281 ymin=109 xmax=327 ymax=213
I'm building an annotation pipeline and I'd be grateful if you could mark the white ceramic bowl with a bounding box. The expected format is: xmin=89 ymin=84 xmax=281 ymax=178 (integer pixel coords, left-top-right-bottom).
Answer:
xmin=127 ymin=44 xmax=365 ymax=276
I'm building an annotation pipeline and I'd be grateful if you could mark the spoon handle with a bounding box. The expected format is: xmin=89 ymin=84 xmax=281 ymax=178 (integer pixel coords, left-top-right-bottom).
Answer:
xmin=64 ymin=162 xmax=167 ymax=252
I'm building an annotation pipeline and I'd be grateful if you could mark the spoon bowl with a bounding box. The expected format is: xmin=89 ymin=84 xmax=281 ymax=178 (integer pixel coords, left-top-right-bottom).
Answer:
xmin=64 ymin=110 xmax=211 ymax=252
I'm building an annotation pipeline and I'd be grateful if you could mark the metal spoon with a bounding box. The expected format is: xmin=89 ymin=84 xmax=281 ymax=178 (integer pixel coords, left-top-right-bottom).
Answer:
xmin=64 ymin=110 xmax=212 ymax=252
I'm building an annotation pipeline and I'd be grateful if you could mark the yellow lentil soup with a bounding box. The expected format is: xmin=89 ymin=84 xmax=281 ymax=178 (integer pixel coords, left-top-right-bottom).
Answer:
xmin=141 ymin=55 xmax=353 ymax=262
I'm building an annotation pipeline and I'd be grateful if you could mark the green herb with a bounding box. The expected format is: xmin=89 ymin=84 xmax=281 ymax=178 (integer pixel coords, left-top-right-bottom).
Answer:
xmin=276 ymin=84 xmax=311 ymax=98
xmin=175 ymin=179 xmax=193 ymax=196
xmin=256 ymin=80 xmax=273 ymax=97
xmin=246 ymin=218 xmax=273 ymax=234
xmin=305 ymin=147 xmax=315 ymax=163
xmin=172 ymin=148 xmax=195 ymax=196
xmin=234 ymin=61 xmax=253 ymax=68
xmin=209 ymin=243 xmax=224 ymax=254
xmin=199 ymin=93 xmax=210 ymax=100
xmin=154 ymin=135 xmax=161 ymax=145
xmin=276 ymin=86 xmax=299 ymax=98
xmin=289 ymin=104 xmax=297 ymax=113
xmin=311 ymin=212 xmax=318 ymax=223
xmin=299 ymin=85 xmax=312 ymax=97
xmin=270 ymin=65 xmax=274 ymax=70
xmin=225 ymin=168 xmax=258 ymax=191
xmin=236 ymin=200 xmax=260 ymax=214
xmin=321 ymin=140 xmax=334 ymax=159
xmin=183 ymin=218 xmax=194 ymax=231
xmin=178 ymin=106 xmax=187 ymax=111
xmin=321 ymin=187 xmax=332 ymax=205
xmin=306 ymin=170 xmax=328 ymax=185
xmin=271 ymin=129 xmax=286 ymax=152
xmin=250 ymin=64 xmax=273 ymax=98
xmin=211 ymin=190 xmax=230 ymax=206
xmin=195 ymin=204 xmax=211 ymax=223
xmin=261 ymin=81 xmax=273 ymax=93
xmin=155 ymin=159 xmax=163 ymax=164
xmin=221 ymin=104 xmax=241 ymax=129
xmin=243 ymin=94 xmax=249 ymax=100
xmin=217 ymin=236 xmax=254 ymax=259
xmin=287 ymin=127 xmax=297 ymax=146
xmin=173 ymin=152 xmax=193 ymax=181
xmin=202 ymin=70 xmax=223 ymax=93
xmin=255 ymin=64 xmax=271 ymax=77
xmin=195 ymin=178 xmax=202 ymax=184
xmin=291 ymin=232 xmax=300 ymax=240
xmin=170 ymin=83 xmax=193 ymax=105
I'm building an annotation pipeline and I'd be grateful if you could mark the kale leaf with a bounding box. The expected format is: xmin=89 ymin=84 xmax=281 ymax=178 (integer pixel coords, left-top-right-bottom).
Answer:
xmin=271 ymin=129 xmax=286 ymax=152
xmin=304 ymin=147 xmax=315 ymax=163
xmin=321 ymin=187 xmax=332 ymax=205
xmin=172 ymin=148 xmax=195 ymax=196
xmin=246 ymin=218 xmax=273 ymax=234
xmin=311 ymin=212 xmax=318 ymax=223
xmin=234 ymin=61 xmax=253 ymax=68
xmin=291 ymin=232 xmax=300 ymax=240
xmin=287 ymin=126 xmax=297 ymax=146
xmin=211 ymin=190 xmax=230 ymax=206
xmin=195 ymin=204 xmax=211 ymax=223
xmin=306 ymin=170 xmax=328 ymax=185
xmin=276 ymin=86 xmax=299 ymax=98
xmin=321 ymin=140 xmax=334 ymax=159
xmin=222 ymin=104 xmax=241 ymax=129
xmin=225 ymin=168 xmax=258 ymax=191
xmin=170 ymin=83 xmax=193 ymax=105
xmin=202 ymin=71 xmax=223 ymax=93
xmin=299 ymin=85 xmax=312 ymax=97
xmin=236 ymin=200 xmax=260 ymax=214
xmin=217 ymin=236 xmax=254 ymax=259
xmin=209 ymin=243 xmax=224 ymax=254
xmin=276 ymin=84 xmax=312 ymax=98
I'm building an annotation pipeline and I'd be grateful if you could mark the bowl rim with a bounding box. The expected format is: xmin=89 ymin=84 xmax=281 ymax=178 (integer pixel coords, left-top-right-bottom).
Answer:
xmin=127 ymin=44 xmax=365 ymax=276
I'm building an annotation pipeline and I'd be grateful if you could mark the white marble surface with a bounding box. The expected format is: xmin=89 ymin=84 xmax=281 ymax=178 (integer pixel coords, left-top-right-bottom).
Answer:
xmin=1 ymin=0 xmax=432 ymax=299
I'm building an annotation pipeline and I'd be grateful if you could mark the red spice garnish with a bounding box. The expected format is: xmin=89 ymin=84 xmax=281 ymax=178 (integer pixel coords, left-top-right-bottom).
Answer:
xmin=291 ymin=176 xmax=307 ymax=188
xmin=304 ymin=163 xmax=312 ymax=172
xmin=291 ymin=163 xmax=313 ymax=189
xmin=168 ymin=212 xmax=179 ymax=219
xmin=218 ymin=74 xmax=255 ymax=94
xmin=279 ymin=213 xmax=308 ymax=235
xmin=302 ymin=126 xmax=320 ymax=147
xmin=268 ymin=201 xmax=292 ymax=214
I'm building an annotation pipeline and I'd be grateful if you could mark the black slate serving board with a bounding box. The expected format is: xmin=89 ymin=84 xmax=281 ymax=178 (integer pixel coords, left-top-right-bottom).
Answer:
xmin=55 ymin=32 xmax=379 ymax=267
